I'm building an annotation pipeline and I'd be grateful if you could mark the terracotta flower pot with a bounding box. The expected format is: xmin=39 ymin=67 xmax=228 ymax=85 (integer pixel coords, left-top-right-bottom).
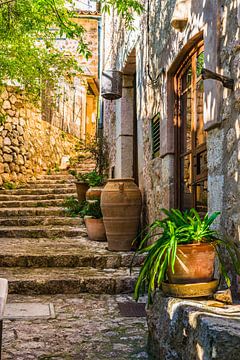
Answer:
xmin=86 ymin=186 xmax=104 ymax=201
xmin=84 ymin=217 xmax=106 ymax=242
xmin=75 ymin=182 xmax=89 ymax=203
xmin=101 ymin=178 xmax=142 ymax=251
xmin=167 ymin=243 xmax=216 ymax=284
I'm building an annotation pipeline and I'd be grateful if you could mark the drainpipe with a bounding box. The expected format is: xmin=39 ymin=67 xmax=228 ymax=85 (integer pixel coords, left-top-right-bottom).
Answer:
xmin=98 ymin=15 xmax=104 ymax=136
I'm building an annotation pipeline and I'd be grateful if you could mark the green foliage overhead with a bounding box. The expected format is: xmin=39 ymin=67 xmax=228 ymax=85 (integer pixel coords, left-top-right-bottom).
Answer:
xmin=133 ymin=208 xmax=240 ymax=304
xmin=0 ymin=0 xmax=90 ymax=100
xmin=100 ymin=0 xmax=143 ymax=27
xmin=0 ymin=0 xmax=143 ymax=100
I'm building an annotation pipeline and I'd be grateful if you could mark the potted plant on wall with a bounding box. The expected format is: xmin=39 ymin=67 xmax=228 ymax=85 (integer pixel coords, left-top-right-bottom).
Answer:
xmin=133 ymin=208 xmax=240 ymax=302
xmin=81 ymin=200 xmax=106 ymax=242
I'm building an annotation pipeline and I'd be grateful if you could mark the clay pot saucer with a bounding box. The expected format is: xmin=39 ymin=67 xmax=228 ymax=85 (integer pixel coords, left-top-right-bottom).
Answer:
xmin=162 ymin=279 xmax=219 ymax=298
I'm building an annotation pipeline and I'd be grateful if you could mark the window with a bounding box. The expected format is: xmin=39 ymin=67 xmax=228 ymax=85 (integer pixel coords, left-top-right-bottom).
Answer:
xmin=175 ymin=42 xmax=207 ymax=213
xmin=151 ymin=113 xmax=160 ymax=158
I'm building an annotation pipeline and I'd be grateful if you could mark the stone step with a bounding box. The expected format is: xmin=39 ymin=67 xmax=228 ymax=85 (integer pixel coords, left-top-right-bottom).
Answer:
xmin=0 ymin=216 xmax=82 ymax=227
xmin=0 ymin=237 xmax=143 ymax=269
xmin=0 ymin=266 xmax=139 ymax=295
xmin=0 ymin=207 xmax=66 ymax=217
xmin=0 ymin=225 xmax=87 ymax=238
xmin=37 ymin=174 xmax=73 ymax=180
xmin=25 ymin=183 xmax=77 ymax=189
xmin=27 ymin=179 xmax=75 ymax=184
xmin=0 ymin=193 xmax=77 ymax=202
xmin=0 ymin=199 xmax=65 ymax=208
xmin=0 ymin=187 xmax=76 ymax=195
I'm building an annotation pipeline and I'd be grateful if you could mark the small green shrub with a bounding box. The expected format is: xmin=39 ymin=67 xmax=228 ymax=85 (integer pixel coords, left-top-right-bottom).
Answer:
xmin=54 ymin=164 xmax=60 ymax=172
xmin=68 ymin=170 xmax=88 ymax=183
xmin=63 ymin=196 xmax=86 ymax=217
xmin=80 ymin=200 xmax=103 ymax=219
xmin=86 ymin=171 xmax=105 ymax=187
xmin=3 ymin=181 xmax=17 ymax=190
xmin=0 ymin=113 xmax=6 ymax=126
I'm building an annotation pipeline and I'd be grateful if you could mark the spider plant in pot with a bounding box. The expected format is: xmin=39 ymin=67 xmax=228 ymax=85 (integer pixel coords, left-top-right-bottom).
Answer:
xmin=81 ymin=200 xmax=106 ymax=242
xmin=69 ymin=170 xmax=89 ymax=203
xmin=133 ymin=208 xmax=240 ymax=303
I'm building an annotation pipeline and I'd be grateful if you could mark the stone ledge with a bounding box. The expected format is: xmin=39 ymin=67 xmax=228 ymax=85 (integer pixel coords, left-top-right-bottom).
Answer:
xmin=147 ymin=291 xmax=240 ymax=360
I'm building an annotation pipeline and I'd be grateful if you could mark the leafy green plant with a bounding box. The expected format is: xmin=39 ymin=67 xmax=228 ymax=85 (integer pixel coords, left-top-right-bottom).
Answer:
xmin=0 ymin=0 xmax=143 ymax=101
xmin=46 ymin=168 xmax=52 ymax=175
xmin=3 ymin=181 xmax=17 ymax=190
xmin=0 ymin=113 xmax=6 ymax=126
xmin=72 ymin=134 xmax=109 ymax=177
xmin=68 ymin=169 xmax=88 ymax=183
xmin=100 ymin=0 xmax=143 ymax=28
xmin=63 ymin=196 xmax=86 ymax=217
xmin=69 ymin=169 xmax=105 ymax=187
xmin=133 ymin=208 xmax=240 ymax=303
xmin=86 ymin=171 xmax=105 ymax=187
xmin=54 ymin=164 xmax=60 ymax=172
xmin=80 ymin=200 xmax=103 ymax=219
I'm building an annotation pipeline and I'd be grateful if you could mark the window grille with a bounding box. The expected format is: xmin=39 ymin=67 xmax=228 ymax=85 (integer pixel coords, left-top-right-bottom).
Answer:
xmin=151 ymin=113 xmax=160 ymax=158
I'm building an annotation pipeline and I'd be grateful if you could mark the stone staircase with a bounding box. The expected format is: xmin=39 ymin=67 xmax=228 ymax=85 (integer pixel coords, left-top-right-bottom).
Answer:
xmin=0 ymin=172 xmax=141 ymax=295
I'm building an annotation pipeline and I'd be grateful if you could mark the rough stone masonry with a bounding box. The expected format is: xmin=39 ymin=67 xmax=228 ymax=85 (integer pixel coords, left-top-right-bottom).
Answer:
xmin=0 ymin=86 xmax=79 ymax=186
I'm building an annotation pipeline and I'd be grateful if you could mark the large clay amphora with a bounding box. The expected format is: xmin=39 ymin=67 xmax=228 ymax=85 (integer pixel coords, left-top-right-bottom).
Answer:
xmin=101 ymin=179 xmax=142 ymax=251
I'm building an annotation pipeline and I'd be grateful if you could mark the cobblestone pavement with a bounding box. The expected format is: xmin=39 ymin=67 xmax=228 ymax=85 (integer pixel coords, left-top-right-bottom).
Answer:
xmin=2 ymin=294 xmax=148 ymax=360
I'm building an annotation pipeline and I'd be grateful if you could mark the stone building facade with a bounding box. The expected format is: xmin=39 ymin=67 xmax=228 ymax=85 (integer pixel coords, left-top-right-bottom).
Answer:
xmin=102 ymin=0 xmax=240 ymax=281
xmin=44 ymin=13 xmax=100 ymax=140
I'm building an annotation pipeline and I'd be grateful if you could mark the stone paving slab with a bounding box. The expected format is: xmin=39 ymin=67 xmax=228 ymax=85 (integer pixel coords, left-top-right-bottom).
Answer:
xmin=2 ymin=294 xmax=148 ymax=360
xmin=4 ymin=302 xmax=55 ymax=320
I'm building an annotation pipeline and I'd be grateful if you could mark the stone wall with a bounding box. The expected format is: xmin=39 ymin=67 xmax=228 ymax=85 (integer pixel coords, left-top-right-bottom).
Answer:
xmin=0 ymin=87 xmax=80 ymax=186
xmin=147 ymin=292 xmax=240 ymax=360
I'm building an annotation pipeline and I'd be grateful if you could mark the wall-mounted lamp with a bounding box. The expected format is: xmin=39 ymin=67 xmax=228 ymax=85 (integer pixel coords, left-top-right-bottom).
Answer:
xmin=171 ymin=0 xmax=191 ymax=32
xmin=101 ymin=70 xmax=123 ymax=100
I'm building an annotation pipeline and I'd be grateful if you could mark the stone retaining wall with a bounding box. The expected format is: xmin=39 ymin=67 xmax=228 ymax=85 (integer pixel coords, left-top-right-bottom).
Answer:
xmin=0 ymin=87 xmax=80 ymax=185
xmin=147 ymin=292 xmax=240 ymax=360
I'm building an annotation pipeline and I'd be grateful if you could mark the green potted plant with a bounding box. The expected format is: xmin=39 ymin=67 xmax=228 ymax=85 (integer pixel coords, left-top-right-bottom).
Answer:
xmin=81 ymin=200 xmax=106 ymax=242
xmin=69 ymin=170 xmax=89 ymax=203
xmin=133 ymin=208 xmax=240 ymax=302
xmin=85 ymin=170 xmax=106 ymax=201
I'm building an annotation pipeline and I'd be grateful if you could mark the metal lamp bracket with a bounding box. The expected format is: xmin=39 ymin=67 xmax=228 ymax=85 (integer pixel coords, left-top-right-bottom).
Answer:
xmin=202 ymin=68 xmax=234 ymax=90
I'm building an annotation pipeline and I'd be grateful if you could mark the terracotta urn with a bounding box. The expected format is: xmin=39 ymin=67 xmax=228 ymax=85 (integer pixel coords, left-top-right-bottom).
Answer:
xmin=101 ymin=178 xmax=142 ymax=251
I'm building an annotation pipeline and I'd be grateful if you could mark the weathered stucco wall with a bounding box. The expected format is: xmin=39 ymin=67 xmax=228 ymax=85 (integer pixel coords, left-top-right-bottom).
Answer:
xmin=0 ymin=87 xmax=79 ymax=186
xmin=102 ymin=0 xmax=240 ymax=243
